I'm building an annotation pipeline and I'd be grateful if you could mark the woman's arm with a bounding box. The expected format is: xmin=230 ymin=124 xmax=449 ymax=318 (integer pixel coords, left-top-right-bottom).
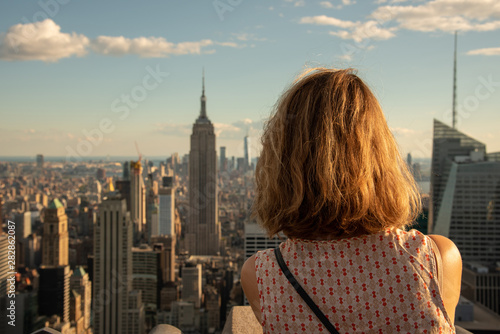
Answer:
xmin=241 ymin=254 xmax=262 ymax=323
xmin=428 ymin=234 xmax=462 ymax=322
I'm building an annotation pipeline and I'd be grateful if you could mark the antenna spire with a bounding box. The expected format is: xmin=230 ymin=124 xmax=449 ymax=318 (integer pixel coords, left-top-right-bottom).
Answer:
xmin=452 ymin=31 xmax=457 ymax=129
xmin=200 ymin=68 xmax=207 ymax=119
xmin=202 ymin=67 xmax=205 ymax=97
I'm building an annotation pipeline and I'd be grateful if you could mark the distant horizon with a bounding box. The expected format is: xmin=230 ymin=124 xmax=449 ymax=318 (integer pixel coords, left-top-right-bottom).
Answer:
xmin=0 ymin=155 xmax=433 ymax=162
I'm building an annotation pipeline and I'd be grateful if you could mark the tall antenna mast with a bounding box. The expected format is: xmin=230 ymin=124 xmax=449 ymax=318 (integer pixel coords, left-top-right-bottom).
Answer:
xmin=452 ymin=31 xmax=457 ymax=129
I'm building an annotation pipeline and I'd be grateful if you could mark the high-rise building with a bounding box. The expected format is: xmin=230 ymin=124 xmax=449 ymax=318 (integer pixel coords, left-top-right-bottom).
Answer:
xmin=70 ymin=266 xmax=92 ymax=332
xmin=70 ymin=289 xmax=84 ymax=334
xmin=42 ymin=199 xmax=69 ymax=267
xmin=151 ymin=236 xmax=176 ymax=284
xmin=15 ymin=210 xmax=31 ymax=239
xmin=182 ymin=264 xmax=202 ymax=308
xmin=244 ymin=223 xmax=282 ymax=260
xmin=96 ymin=168 xmax=106 ymax=180
xmin=123 ymin=161 xmax=130 ymax=180
xmin=93 ymin=197 xmax=144 ymax=334
xmin=38 ymin=265 xmax=71 ymax=323
xmin=220 ymin=146 xmax=226 ymax=172
xmin=132 ymin=245 xmax=161 ymax=311
xmin=39 ymin=199 xmax=70 ymax=325
xmin=36 ymin=154 xmax=44 ymax=169
xmin=462 ymin=263 xmax=500 ymax=315
xmin=130 ymin=160 xmax=147 ymax=238
xmin=430 ymin=119 xmax=500 ymax=263
xmin=115 ymin=180 xmax=131 ymax=211
xmin=158 ymin=185 xmax=175 ymax=237
xmin=244 ymin=135 xmax=251 ymax=170
xmin=186 ymin=73 xmax=221 ymax=255
xmin=204 ymin=285 xmax=221 ymax=331
xmin=0 ymin=235 xmax=8 ymax=295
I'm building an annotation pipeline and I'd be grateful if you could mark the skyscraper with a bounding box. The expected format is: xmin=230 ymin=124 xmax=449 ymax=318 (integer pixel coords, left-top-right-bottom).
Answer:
xmin=93 ymin=197 xmax=144 ymax=334
xmin=123 ymin=161 xmax=130 ymax=180
xmin=244 ymin=135 xmax=251 ymax=170
xmin=36 ymin=154 xmax=44 ymax=169
xmin=38 ymin=265 xmax=71 ymax=323
xmin=70 ymin=267 xmax=92 ymax=333
xmin=15 ymin=210 xmax=31 ymax=239
xmin=186 ymin=73 xmax=221 ymax=255
xmin=0 ymin=235 xmax=8 ymax=295
xmin=132 ymin=245 xmax=161 ymax=311
xmin=157 ymin=177 xmax=175 ymax=238
xmin=220 ymin=146 xmax=226 ymax=172
xmin=42 ymin=199 xmax=69 ymax=267
xmin=130 ymin=160 xmax=146 ymax=238
xmin=430 ymin=119 xmax=500 ymax=263
xmin=39 ymin=200 xmax=71 ymax=324
xmin=182 ymin=264 xmax=202 ymax=308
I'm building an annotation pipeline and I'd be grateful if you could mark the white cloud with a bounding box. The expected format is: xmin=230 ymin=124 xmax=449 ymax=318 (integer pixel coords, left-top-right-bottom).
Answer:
xmin=0 ymin=19 xmax=89 ymax=62
xmin=375 ymin=0 xmax=412 ymax=4
xmin=467 ymin=46 xmax=500 ymax=55
xmin=300 ymin=15 xmax=357 ymax=28
xmin=303 ymin=0 xmax=500 ymax=42
xmin=301 ymin=16 xmax=396 ymax=42
xmin=231 ymin=33 xmax=267 ymax=42
xmin=319 ymin=1 xmax=335 ymax=8
xmin=91 ymin=36 xmax=215 ymax=57
xmin=372 ymin=0 xmax=500 ymax=33
xmin=0 ymin=19 xmax=245 ymax=62
xmin=390 ymin=127 xmax=418 ymax=136
xmin=329 ymin=20 xmax=397 ymax=42
xmin=342 ymin=0 xmax=356 ymax=5
xmin=285 ymin=0 xmax=305 ymax=7
xmin=155 ymin=123 xmax=192 ymax=136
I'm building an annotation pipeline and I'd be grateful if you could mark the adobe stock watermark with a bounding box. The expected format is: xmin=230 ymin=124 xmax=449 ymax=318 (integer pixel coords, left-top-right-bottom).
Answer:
xmin=442 ymin=74 xmax=500 ymax=128
xmin=338 ymin=7 xmax=395 ymax=60
xmin=213 ymin=0 xmax=245 ymax=21
xmin=410 ymin=74 xmax=500 ymax=159
xmin=65 ymin=65 xmax=169 ymax=161
xmin=7 ymin=0 xmax=71 ymax=53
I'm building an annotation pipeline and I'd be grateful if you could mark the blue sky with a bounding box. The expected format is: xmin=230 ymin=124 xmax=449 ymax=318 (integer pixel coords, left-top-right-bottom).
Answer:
xmin=0 ymin=0 xmax=499 ymax=160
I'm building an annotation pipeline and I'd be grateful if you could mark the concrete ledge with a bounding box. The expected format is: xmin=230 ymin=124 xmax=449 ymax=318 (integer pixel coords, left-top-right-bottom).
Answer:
xmin=222 ymin=306 xmax=262 ymax=334
xmin=149 ymin=324 xmax=183 ymax=334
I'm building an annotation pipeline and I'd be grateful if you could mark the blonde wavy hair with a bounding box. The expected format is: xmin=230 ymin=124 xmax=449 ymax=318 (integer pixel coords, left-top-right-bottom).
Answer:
xmin=253 ymin=68 xmax=421 ymax=240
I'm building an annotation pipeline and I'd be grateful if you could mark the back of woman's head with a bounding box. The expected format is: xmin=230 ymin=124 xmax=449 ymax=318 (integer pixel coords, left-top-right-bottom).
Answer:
xmin=254 ymin=68 xmax=421 ymax=239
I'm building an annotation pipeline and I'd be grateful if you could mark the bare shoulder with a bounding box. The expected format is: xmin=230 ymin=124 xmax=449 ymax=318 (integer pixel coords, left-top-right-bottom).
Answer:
xmin=241 ymin=254 xmax=257 ymax=285
xmin=241 ymin=254 xmax=261 ymax=323
xmin=428 ymin=234 xmax=462 ymax=268
xmin=428 ymin=234 xmax=462 ymax=322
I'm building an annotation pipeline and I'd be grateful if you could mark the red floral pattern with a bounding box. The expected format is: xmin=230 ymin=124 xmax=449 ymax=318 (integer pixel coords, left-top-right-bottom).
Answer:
xmin=255 ymin=229 xmax=455 ymax=333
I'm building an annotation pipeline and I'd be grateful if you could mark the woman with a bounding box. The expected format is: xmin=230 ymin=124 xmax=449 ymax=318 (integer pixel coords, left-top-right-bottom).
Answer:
xmin=241 ymin=68 xmax=462 ymax=333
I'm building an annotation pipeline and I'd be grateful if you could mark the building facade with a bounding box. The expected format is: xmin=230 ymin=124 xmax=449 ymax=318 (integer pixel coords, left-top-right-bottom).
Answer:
xmin=93 ymin=197 xmax=144 ymax=334
xmin=431 ymin=119 xmax=500 ymax=263
xmin=42 ymin=199 xmax=69 ymax=266
xmin=182 ymin=264 xmax=202 ymax=308
xmin=130 ymin=161 xmax=146 ymax=237
xmin=158 ymin=187 xmax=175 ymax=237
xmin=186 ymin=74 xmax=220 ymax=255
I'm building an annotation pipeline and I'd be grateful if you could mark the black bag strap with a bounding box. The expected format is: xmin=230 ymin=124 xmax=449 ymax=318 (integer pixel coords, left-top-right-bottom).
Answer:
xmin=274 ymin=247 xmax=340 ymax=334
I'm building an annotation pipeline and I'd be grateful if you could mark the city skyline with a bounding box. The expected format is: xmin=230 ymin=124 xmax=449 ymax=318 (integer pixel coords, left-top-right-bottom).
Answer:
xmin=1 ymin=0 xmax=500 ymax=158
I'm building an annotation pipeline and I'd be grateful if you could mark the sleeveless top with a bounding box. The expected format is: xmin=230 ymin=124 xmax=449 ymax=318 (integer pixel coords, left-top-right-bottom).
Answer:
xmin=255 ymin=229 xmax=455 ymax=333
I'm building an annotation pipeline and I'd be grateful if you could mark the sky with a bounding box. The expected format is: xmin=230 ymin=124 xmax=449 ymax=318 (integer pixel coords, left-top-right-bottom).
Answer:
xmin=0 ymin=0 xmax=499 ymax=161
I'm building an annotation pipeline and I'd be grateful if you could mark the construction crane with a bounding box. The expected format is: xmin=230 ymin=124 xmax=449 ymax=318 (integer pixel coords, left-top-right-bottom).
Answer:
xmin=130 ymin=141 xmax=142 ymax=174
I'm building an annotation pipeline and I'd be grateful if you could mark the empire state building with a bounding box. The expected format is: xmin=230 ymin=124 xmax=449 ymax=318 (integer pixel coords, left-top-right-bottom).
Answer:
xmin=186 ymin=73 xmax=220 ymax=255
